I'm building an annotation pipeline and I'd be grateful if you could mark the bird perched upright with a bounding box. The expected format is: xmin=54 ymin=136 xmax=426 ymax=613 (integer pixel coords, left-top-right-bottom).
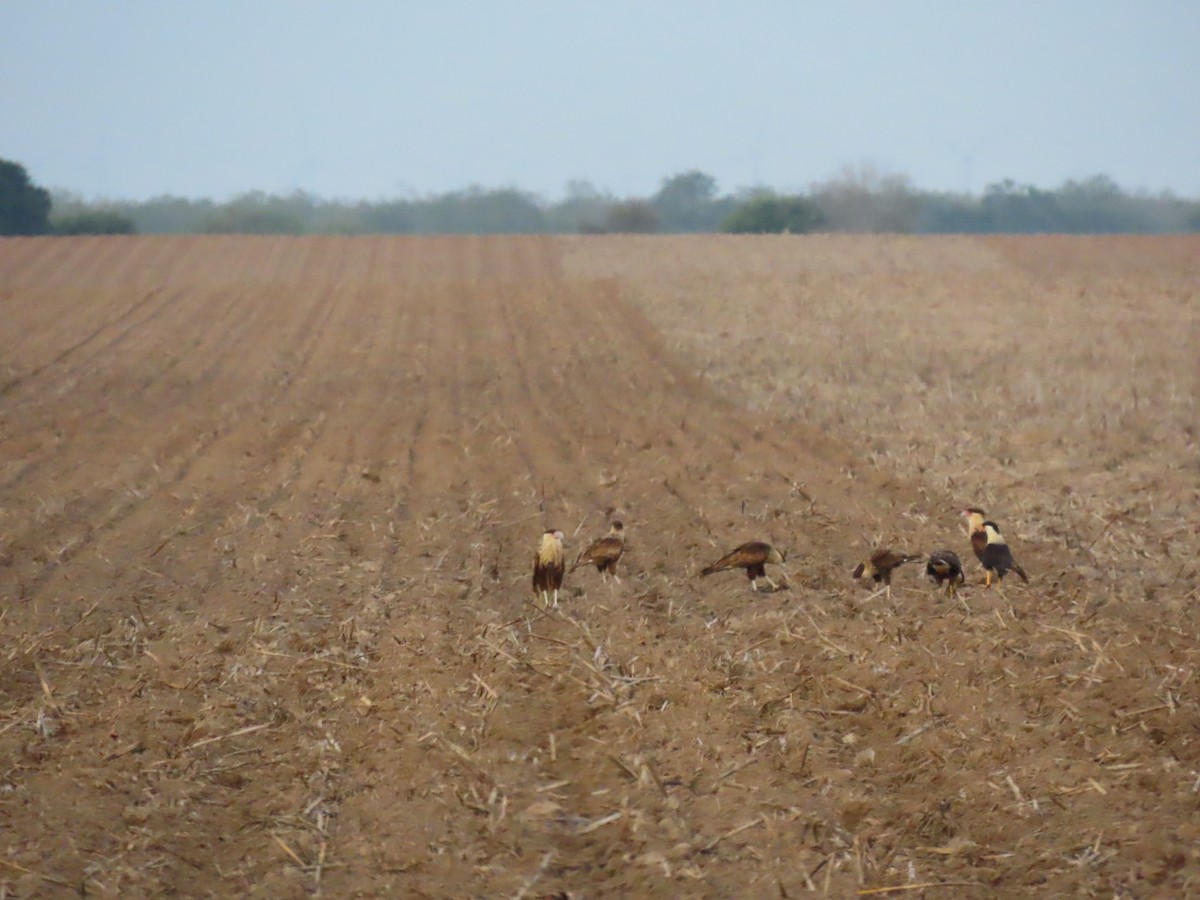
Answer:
xmin=962 ymin=508 xmax=1028 ymax=588
xmin=532 ymin=529 xmax=566 ymax=608
xmin=852 ymin=548 xmax=922 ymax=600
xmin=571 ymin=520 xmax=626 ymax=583
xmin=699 ymin=541 xmax=787 ymax=592
xmin=925 ymin=549 xmax=965 ymax=598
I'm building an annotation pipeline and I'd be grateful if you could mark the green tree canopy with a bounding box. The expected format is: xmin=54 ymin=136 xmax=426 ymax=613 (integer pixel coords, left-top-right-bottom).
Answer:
xmin=605 ymin=200 xmax=659 ymax=233
xmin=722 ymin=194 xmax=824 ymax=234
xmin=51 ymin=210 xmax=137 ymax=235
xmin=653 ymin=170 xmax=727 ymax=232
xmin=34 ymin=168 xmax=1200 ymax=236
xmin=200 ymin=191 xmax=306 ymax=234
xmin=0 ymin=159 xmax=52 ymax=235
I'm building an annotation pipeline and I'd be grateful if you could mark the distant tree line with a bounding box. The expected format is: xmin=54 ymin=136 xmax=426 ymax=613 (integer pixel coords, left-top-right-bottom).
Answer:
xmin=0 ymin=159 xmax=52 ymax=235
xmin=4 ymin=157 xmax=1199 ymax=237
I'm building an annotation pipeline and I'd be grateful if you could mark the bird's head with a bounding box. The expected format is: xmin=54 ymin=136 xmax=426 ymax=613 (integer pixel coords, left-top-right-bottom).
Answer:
xmin=545 ymin=529 xmax=564 ymax=543
xmin=962 ymin=508 xmax=986 ymax=533
xmin=767 ymin=546 xmax=786 ymax=566
xmin=610 ymin=520 xmax=624 ymax=534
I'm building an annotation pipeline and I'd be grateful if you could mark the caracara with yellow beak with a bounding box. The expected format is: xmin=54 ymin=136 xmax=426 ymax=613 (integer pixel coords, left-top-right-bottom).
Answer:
xmin=700 ymin=541 xmax=787 ymax=592
xmin=925 ymin=549 xmax=965 ymax=598
xmin=962 ymin=508 xmax=1028 ymax=587
xmin=532 ymin=529 xmax=566 ymax=607
xmin=571 ymin=520 xmax=626 ymax=583
xmin=852 ymin=548 xmax=922 ymax=600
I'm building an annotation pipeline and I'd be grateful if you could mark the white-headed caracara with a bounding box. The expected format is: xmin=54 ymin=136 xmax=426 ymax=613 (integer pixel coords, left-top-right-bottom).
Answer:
xmin=700 ymin=541 xmax=787 ymax=592
xmin=571 ymin=520 xmax=626 ymax=583
xmin=852 ymin=548 xmax=921 ymax=600
xmin=962 ymin=508 xmax=1028 ymax=588
xmin=532 ymin=529 xmax=566 ymax=608
xmin=925 ymin=549 xmax=965 ymax=598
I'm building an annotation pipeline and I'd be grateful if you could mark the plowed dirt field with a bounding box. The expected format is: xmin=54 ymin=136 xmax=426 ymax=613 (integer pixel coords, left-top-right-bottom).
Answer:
xmin=1 ymin=234 xmax=1198 ymax=897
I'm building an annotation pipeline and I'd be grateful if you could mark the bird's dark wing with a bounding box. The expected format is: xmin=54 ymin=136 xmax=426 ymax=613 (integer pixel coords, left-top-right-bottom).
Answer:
xmin=981 ymin=543 xmax=1014 ymax=574
xmin=572 ymin=536 xmax=624 ymax=570
xmin=700 ymin=542 xmax=769 ymax=576
xmin=926 ymin=550 xmax=962 ymax=578
xmin=872 ymin=549 xmax=921 ymax=572
xmin=533 ymin=557 xmax=565 ymax=591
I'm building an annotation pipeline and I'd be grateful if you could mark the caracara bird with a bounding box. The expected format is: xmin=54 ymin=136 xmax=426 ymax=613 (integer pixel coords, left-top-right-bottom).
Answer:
xmin=699 ymin=541 xmax=787 ymax=592
xmin=962 ymin=508 xmax=1028 ymax=587
xmin=571 ymin=520 xmax=626 ymax=583
xmin=852 ymin=548 xmax=922 ymax=600
xmin=925 ymin=549 xmax=965 ymax=598
xmin=532 ymin=529 xmax=566 ymax=608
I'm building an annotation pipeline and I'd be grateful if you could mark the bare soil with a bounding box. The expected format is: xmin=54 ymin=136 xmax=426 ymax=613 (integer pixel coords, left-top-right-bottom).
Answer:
xmin=1 ymin=234 xmax=1198 ymax=897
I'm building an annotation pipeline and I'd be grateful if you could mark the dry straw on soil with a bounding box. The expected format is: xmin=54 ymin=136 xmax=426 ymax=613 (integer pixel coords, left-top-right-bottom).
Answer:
xmin=0 ymin=234 xmax=1197 ymax=896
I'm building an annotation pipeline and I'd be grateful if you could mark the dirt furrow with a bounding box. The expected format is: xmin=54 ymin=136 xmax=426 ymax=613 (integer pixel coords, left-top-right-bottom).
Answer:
xmin=2 ymin=235 xmax=1197 ymax=897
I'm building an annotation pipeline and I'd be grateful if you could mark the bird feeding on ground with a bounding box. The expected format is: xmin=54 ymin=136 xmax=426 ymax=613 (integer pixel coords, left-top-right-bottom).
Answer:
xmin=852 ymin=548 xmax=922 ymax=601
xmin=532 ymin=529 xmax=566 ymax=608
xmin=571 ymin=520 xmax=626 ymax=583
xmin=699 ymin=541 xmax=788 ymax=592
xmin=962 ymin=508 xmax=1029 ymax=588
xmin=925 ymin=549 xmax=965 ymax=598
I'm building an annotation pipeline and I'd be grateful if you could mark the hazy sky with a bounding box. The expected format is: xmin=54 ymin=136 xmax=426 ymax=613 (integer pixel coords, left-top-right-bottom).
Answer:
xmin=3 ymin=1 xmax=1198 ymax=201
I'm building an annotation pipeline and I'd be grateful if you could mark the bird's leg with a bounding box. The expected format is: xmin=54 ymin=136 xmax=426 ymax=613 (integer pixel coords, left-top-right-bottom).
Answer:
xmin=553 ymin=588 xmax=560 ymax=608
xmin=985 ymin=570 xmax=993 ymax=589
xmin=886 ymin=582 xmax=900 ymax=613
xmin=762 ymin=575 xmax=779 ymax=592
xmin=750 ymin=577 xmax=759 ymax=592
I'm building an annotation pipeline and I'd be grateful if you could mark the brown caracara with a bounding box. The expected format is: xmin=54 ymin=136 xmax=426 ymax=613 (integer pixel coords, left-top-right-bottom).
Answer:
xmin=925 ymin=549 xmax=965 ymax=598
xmin=962 ymin=509 xmax=1028 ymax=588
xmin=699 ymin=541 xmax=787 ymax=592
xmin=571 ymin=520 xmax=626 ymax=583
xmin=852 ymin=548 xmax=921 ymax=600
xmin=532 ymin=529 xmax=566 ymax=608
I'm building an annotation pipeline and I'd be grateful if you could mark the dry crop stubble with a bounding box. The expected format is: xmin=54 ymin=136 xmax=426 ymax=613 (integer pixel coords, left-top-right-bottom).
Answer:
xmin=593 ymin=234 xmax=1199 ymax=605
xmin=0 ymin=234 xmax=1197 ymax=896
